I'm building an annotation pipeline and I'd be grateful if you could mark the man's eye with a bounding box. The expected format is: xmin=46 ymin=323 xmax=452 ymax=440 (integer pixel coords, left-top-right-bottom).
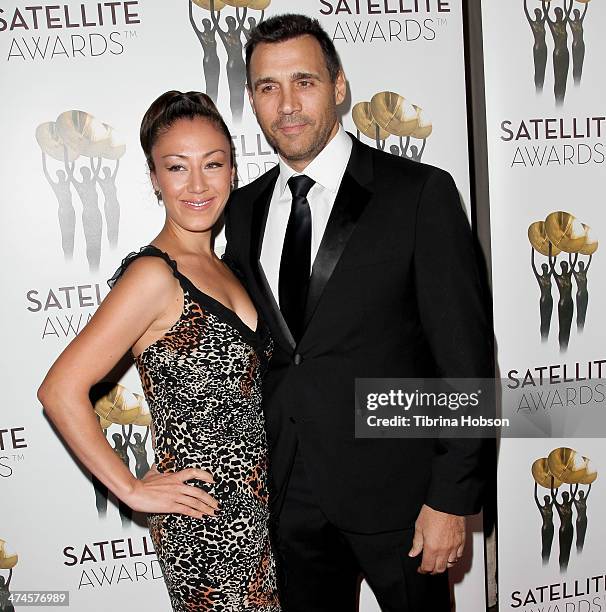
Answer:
xmin=261 ymin=84 xmax=275 ymax=93
xmin=298 ymin=80 xmax=311 ymax=87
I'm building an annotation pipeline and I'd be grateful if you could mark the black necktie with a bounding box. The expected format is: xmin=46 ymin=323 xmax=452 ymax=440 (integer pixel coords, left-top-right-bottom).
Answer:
xmin=279 ymin=174 xmax=315 ymax=342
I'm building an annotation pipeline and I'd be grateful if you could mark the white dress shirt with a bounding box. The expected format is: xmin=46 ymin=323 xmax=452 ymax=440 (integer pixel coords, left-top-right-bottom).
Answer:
xmin=260 ymin=125 xmax=353 ymax=303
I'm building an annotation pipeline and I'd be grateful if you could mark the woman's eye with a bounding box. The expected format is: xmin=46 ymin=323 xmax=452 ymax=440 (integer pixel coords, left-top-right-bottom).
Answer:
xmin=206 ymin=162 xmax=224 ymax=169
xmin=167 ymin=164 xmax=185 ymax=172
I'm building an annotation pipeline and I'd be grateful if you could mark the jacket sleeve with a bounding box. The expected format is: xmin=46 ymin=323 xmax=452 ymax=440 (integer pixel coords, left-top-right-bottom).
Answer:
xmin=413 ymin=167 xmax=494 ymax=516
xmin=222 ymin=195 xmax=241 ymax=272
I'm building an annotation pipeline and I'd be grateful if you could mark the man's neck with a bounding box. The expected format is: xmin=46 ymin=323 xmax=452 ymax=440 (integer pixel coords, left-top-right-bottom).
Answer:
xmin=279 ymin=122 xmax=341 ymax=173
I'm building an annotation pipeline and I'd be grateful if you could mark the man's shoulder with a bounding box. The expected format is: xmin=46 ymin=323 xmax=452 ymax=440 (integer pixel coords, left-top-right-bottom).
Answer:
xmin=375 ymin=148 xmax=449 ymax=182
xmin=229 ymin=165 xmax=279 ymax=207
xmin=351 ymin=135 xmax=450 ymax=187
xmin=224 ymin=165 xmax=279 ymax=234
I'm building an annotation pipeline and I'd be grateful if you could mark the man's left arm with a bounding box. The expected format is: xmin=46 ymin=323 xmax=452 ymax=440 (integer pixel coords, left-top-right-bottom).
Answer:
xmin=410 ymin=167 xmax=494 ymax=572
xmin=222 ymin=195 xmax=242 ymax=273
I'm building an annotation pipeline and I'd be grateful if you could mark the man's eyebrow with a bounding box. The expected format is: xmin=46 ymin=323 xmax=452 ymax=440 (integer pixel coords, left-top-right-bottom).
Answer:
xmin=252 ymin=71 xmax=322 ymax=88
xmin=291 ymin=71 xmax=321 ymax=81
xmin=252 ymin=76 xmax=276 ymax=88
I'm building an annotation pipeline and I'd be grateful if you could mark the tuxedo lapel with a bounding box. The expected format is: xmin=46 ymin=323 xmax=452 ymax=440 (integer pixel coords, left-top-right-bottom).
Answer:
xmin=248 ymin=169 xmax=296 ymax=351
xmin=303 ymin=136 xmax=374 ymax=328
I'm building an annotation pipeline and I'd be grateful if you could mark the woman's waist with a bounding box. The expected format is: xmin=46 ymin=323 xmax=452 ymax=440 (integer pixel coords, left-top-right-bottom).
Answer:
xmin=154 ymin=453 xmax=271 ymax=505
xmin=144 ymin=392 xmax=265 ymax=417
xmin=150 ymin=420 xmax=268 ymax=450
xmin=153 ymin=444 xmax=269 ymax=476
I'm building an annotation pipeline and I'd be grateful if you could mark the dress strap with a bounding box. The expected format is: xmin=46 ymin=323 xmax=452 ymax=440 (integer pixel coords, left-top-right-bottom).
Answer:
xmin=107 ymin=245 xmax=180 ymax=289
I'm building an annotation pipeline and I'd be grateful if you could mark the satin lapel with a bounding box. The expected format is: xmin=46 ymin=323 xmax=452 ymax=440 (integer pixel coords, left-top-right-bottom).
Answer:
xmin=303 ymin=136 xmax=374 ymax=328
xmin=248 ymin=170 xmax=296 ymax=351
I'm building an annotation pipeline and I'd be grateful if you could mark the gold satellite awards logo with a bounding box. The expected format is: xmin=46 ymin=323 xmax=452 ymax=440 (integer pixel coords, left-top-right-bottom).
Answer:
xmin=532 ymin=447 xmax=597 ymax=572
xmin=524 ymin=0 xmax=592 ymax=105
xmin=93 ymin=384 xmax=152 ymax=526
xmin=352 ymin=91 xmax=432 ymax=162
xmin=35 ymin=111 xmax=125 ymax=272
xmin=0 ymin=539 xmax=17 ymax=610
xmin=189 ymin=0 xmax=271 ymax=123
xmin=528 ymin=211 xmax=597 ymax=351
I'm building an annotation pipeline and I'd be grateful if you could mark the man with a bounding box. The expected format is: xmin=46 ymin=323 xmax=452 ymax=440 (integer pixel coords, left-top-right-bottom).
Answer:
xmin=224 ymin=14 xmax=493 ymax=611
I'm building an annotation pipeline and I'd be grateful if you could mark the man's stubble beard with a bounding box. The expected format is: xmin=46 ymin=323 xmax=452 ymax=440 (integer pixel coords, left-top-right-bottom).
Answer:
xmin=259 ymin=105 xmax=339 ymax=166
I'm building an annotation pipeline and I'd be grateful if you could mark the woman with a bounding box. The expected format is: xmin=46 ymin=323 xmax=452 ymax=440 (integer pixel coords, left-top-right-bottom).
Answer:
xmin=38 ymin=91 xmax=280 ymax=611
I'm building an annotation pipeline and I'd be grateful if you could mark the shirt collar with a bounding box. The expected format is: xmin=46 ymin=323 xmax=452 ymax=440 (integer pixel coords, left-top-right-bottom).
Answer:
xmin=277 ymin=125 xmax=352 ymax=198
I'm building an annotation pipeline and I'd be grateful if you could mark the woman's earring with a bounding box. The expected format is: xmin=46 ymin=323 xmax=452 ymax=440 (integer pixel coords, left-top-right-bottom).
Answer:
xmin=154 ymin=189 xmax=162 ymax=203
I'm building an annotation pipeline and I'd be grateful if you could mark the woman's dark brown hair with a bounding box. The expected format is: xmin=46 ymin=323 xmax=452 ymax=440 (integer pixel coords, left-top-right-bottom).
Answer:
xmin=140 ymin=90 xmax=234 ymax=172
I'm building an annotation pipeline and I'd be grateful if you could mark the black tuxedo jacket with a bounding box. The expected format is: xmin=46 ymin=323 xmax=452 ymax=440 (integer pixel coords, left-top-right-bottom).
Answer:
xmin=224 ymin=134 xmax=493 ymax=533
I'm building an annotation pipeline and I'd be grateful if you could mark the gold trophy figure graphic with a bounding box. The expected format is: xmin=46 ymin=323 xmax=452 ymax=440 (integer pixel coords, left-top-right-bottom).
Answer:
xmin=532 ymin=458 xmax=560 ymax=564
xmin=190 ymin=0 xmax=270 ymax=123
xmin=36 ymin=123 xmax=79 ymax=261
xmin=528 ymin=211 xmax=598 ymax=350
xmin=532 ymin=448 xmax=598 ymax=572
xmin=569 ymin=0 xmax=590 ymax=85
xmin=0 ymin=539 xmax=17 ymax=612
xmin=525 ymin=0 xmax=592 ymax=101
xmin=240 ymin=0 xmax=268 ymax=41
xmin=189 ymin=0 xmax=224 ymax=103
xmin=528 ymin=221 xmax=559 ymax=341
xmin=352 ymin=91 xmax=432 ymax=162
xmin=57 ymin=110 xmax=125 ymax=269
xmin=542 ymin=0 xmax=574 ymax=105
xmin=94 ymin=384 xmax=152 ymax=526
xmin=352 ymin=101 xmax=390 ymax=150
xmin=570 ymin=474 xmax=594 ymax=553
xmin=569 ymin=225 xmax=596 ymax=331
xmin=524 ymin=0 xmax=549 ymax=92
xmin=127 ymin=395 xmax=152 ymax=479
xmin=93 ymin=128 xmax=124 ymax=250
xmin=36 ymin=111 xmax=125 ymax=271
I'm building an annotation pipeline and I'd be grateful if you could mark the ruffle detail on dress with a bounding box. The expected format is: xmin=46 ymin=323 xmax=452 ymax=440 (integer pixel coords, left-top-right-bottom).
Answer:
xmin=107 ymin=245 xmax=180 ymax=288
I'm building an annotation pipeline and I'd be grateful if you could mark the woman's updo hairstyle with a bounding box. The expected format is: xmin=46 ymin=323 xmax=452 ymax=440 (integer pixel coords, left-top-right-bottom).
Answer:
xmin=140 ymin=90 xmax=234 ymax=172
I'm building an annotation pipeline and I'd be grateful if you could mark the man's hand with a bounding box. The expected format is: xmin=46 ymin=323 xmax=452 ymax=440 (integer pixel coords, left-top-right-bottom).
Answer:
xmin=408 ymin=504 xmax=465 ymax=574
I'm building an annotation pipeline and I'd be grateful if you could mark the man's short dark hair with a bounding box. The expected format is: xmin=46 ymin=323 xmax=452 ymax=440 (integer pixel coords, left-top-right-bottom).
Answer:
xmin=245 ymin=14 xmax=342 ymax=85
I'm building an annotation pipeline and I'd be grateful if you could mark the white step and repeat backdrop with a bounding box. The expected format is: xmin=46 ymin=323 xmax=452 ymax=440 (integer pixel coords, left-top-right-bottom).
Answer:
xmin=0 ymin=1 xmax=486 ymax=609
xmin=482 ymin=0 xmax=606 ymax=611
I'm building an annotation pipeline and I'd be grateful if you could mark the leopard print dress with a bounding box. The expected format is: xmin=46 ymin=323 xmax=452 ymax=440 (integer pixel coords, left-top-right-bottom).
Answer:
xmin=108 ymin=245 xmax=280 ymax=611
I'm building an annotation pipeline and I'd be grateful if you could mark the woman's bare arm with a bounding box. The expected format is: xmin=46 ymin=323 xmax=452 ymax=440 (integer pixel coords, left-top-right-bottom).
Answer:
xmin=38 ymin=257 xmax=218 ymax=517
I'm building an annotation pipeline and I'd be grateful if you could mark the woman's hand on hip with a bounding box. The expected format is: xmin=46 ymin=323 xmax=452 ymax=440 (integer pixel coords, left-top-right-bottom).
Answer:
xmin=126 ymin=465 xmax=219 ymax=518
